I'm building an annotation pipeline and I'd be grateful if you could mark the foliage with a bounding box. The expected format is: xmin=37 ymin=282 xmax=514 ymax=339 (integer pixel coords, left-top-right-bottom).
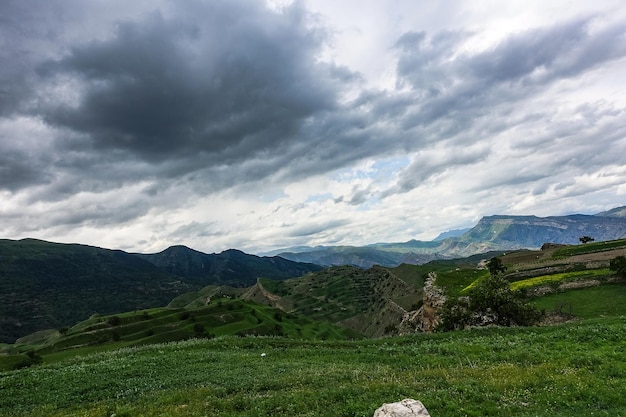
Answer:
xmin=510 ymin=269 xmax=611 ymax=291
xmin=609 ymin=255 xmax=626 ymax=277
xmin=1 ymin=319 xmax=625 ymax=417
xmin=579 ymin=236 xmax=595 ymax=244
xmin=487 ymin=256 xmax=507 ymax=276
xmin=440 ymin=274 xmax=542 ymax=330
xmin=532 ymin=283 xmax=626 ymax=319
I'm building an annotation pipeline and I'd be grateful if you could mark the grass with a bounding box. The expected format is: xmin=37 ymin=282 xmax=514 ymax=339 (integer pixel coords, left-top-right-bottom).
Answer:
xmin=0 ymin=299 xmax=358 ymax=371
xmin=1 ymin=318 xmax=625 ymax=416
xmin=533 ymin=283 xmax=626 ymax=318
xmin=552 ymin=239 xmax=626 ymax=258
xmin=510 ymin=269 xmax=611 ymax=290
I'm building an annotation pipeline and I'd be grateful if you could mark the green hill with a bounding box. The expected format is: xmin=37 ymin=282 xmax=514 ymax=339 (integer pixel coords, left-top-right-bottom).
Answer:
xmin=0 ymin=239 xmax=195 ymax=343
xmin=241 ymin=265 xmax=424 ymax=337
xmin=0 ymin=297 xmax=359 ymax=371
xmin=0 ymin=239 xmax=324 ymax=343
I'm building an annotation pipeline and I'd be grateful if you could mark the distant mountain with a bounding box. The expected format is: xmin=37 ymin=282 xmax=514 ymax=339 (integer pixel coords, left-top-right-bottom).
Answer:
xmin=275 ymin=206 xmax=626 ymax=266
xmin=137 ymin=246 xmax=323 ymax=287
xmin=434 ymin=228 xmax=472 ymax=241
xmin=446 ymin=212 xmax=626 ymax=255
xmin=276 ymin=243 xmax=439 ymax=268
xmin=596 ymin=206 xmax=626 ymax=218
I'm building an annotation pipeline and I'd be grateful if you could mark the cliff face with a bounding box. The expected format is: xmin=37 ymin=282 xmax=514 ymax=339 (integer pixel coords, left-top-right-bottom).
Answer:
xmin=457 ymin=213 xmax=626 ymax=248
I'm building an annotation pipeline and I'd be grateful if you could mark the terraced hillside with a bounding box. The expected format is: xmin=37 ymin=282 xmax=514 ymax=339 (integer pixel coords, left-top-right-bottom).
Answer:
xmin=0 ymin=297 xmax=358 ymax=371
xmin=240 ymin=265 xmax=425 ymax=337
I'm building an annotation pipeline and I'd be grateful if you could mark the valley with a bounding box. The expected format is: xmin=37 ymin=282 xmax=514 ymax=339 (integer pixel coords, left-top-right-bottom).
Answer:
xmin=1 ymin=209 xmax=626 ymax=416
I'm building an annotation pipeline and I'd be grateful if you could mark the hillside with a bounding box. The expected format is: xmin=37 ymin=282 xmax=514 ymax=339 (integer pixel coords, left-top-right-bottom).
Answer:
xmin=0 ymin=240 xmax=323 ymax=343
xmin=0 ymin=239 xmax=194 ymax=344
xmin=0 ymin=297 xmax=358 ymax=370
xmin=2 ymin=237 xmax=625 ymax=379
xmin=243 ymin=238 xmax=626 ymax=337
xmin=241 ymin=265 xmax=425 ymax=337
xmin=137 ymin=246 xmax=323 ymax=287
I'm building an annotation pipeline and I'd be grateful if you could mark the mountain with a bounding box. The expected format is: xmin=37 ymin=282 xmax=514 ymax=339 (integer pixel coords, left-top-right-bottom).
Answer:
xmin=0 ymin=240 xmax=323 ymax=343
xmin=433 ymin=228 xmax=472 ymax=240
xmin=275 ymin=241 xmax=441 ymax=268
xmin=442 ymin=212 xmax=626 ymax=257
xmin=274 ymin=206 xmax=626 ymax=266
xmin=596 ymin=206 xmax=626 ymax=218
xmin=0 ymin=239 xmax=194 ymax=344
xmin=137 ymin=246 xmax=323 ymax=287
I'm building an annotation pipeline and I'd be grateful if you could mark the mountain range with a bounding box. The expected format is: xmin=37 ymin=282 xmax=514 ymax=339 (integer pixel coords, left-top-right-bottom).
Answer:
xmin=271 ymin=206 xmax=626 ymax=267
xmin=1 ymin=205 xmax=626 ymax=343
xmin=0 ymin=239 xmax=320 ymax=343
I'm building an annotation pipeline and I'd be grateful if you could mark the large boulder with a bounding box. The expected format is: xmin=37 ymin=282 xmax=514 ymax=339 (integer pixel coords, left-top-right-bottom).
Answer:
xmin=373 ymin=399 xmax=431 ymax=417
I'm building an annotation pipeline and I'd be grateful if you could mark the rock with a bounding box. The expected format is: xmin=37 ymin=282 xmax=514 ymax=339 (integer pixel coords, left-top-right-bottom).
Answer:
xmin=398 ymin=272 xmax=446 ymax=333
xmin=373 ymin=399 xmax=430 ymax=417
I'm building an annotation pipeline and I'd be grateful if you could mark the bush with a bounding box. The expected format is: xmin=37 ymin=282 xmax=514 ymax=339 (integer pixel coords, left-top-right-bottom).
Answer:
xmin=440 ymin=275 xmax=543 ymax=330
xmin=609 ymin=256 xmax=626 ymax=277
xmin=107 ymin=316 xmax=121 ymax=326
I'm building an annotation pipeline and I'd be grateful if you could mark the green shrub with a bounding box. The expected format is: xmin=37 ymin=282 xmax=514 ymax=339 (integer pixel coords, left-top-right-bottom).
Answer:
xmin=440 ymin=275 xmax=542 ymax=330
xmin=609 ymin=255 xmax=626 ymax=277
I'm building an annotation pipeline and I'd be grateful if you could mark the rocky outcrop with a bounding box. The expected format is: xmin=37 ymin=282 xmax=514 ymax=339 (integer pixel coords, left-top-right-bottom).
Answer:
xmin=398 ymin=273 xmax=446 ymax=333
xmin=373 ymin=399 xmax=430 ymax=416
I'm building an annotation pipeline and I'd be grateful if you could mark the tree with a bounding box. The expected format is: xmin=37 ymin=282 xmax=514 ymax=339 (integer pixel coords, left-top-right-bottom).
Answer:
xmin=609 ymin=255 xmax=626 ymax=277
xmin=487 ymin=257 xmax=507 ymax=276
xmin=579 ymin=236 xmax=595 ymax=244
xmin=439 ymin=274 xmax=543 ymax=330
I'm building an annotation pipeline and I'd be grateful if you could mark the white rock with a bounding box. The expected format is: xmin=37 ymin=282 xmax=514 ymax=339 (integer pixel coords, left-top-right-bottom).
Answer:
xmin=373 ymin=399 xmax=430 ymax=417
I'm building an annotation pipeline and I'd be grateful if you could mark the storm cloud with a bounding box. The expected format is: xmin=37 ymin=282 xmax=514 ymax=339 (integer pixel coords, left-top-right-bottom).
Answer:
xmin=1 ymin=0 xmax=625 ymax=253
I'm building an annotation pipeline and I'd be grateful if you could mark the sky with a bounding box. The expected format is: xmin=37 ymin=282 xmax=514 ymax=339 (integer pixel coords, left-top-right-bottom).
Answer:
xmin=1 ymin=0 xmax=626 ymax=255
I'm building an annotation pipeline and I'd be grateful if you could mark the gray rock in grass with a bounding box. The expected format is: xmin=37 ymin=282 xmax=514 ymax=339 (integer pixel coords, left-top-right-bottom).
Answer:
xmin=373 ymin=398 xmax=431 ymax=417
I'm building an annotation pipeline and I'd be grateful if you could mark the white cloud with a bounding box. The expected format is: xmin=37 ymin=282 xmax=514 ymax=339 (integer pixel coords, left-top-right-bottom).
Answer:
xmin=0 ymin=0 xmax=625 ymax=254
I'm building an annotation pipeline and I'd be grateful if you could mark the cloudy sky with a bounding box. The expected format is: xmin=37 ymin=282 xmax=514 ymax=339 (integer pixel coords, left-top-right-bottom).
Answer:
xmin=1 ymin=0 xmax=626 ymax=254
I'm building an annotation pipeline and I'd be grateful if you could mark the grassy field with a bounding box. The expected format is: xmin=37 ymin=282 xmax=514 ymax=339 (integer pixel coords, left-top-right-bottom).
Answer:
xmin=533 ymin=283 xmax=626 ymax=319
xmin=1 ymin=317 xmax=625 ymax=417
xmin=510 ymin=268 xmax=611 ymax=290
xmin=552 ymin=239 xmax=626 ymax=258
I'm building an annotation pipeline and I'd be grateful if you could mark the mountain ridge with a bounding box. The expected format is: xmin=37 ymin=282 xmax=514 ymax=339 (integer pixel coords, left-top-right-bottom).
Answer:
xmin=0 ymin=239 xmax=322 ymax=343
xmin=272 ymin=206 xmax=626 ymax=266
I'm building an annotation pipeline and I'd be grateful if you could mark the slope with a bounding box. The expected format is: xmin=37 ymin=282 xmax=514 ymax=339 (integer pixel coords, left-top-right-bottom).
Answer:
xmin=241 ymin=265 xmax=424 ymax=337
xmin=0 ymin=297 xmax=359 ymax=370
xmin=0 ymin=239 xmax=195 ymax=343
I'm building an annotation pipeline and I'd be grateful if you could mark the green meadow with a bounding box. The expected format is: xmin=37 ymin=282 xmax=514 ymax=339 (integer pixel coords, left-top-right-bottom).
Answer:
xmin=1 ymin=316 xmax=625 ymax=417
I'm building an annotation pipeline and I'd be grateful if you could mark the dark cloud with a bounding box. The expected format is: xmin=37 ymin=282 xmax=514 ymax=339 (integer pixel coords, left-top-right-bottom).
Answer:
xmin=39 ymin=1 xmax=338 ymax=164
xmin=0 ymin=1 xmax=625 ymax=250
xmin=0 ymin=151 xmax=49 ymax=191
